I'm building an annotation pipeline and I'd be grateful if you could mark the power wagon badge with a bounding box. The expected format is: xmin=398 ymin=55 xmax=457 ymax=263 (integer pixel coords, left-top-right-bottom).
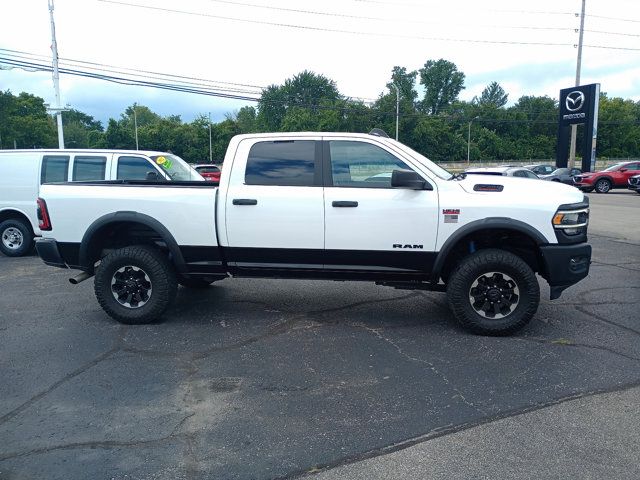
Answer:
xmin=443 ymin=208 xmax=460 ymax=223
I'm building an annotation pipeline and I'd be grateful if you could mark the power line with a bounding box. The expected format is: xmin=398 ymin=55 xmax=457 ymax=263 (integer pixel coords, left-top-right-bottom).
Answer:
xmin=97 ymin=0 xmax=640 ymax=51
xmin=587 ymin=13 xmax=640 ymax=24
xmin=201 ymin=0 xmax=572 ymax=32
xmin=97 ymin=0 xmax=574 ymax=48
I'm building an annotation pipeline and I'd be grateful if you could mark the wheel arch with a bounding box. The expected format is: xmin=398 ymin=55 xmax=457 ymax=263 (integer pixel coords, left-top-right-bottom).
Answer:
xmin=0 ymin=207 xmax=37 ymax=234
xmin=79 ymin=211 xmax=186 ymax=274
xmin=431 ymin=218 xmax=548 ymax=284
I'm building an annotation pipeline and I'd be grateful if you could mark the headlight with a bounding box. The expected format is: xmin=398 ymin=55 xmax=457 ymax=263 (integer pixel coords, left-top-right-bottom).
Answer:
xmin=552 ymin=208 xmax=589 ymax=235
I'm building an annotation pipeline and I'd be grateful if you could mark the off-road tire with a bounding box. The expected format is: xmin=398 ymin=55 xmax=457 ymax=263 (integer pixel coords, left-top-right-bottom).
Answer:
xmin=0 ymin=219 xmax=34 ymax=257
xmin=94 ymin=245 xmax=177 ymax=324
xmin=447 ymin=249 xmax=540 ymax=336
xmin=594 ymin=178 xmax=611 ymax=193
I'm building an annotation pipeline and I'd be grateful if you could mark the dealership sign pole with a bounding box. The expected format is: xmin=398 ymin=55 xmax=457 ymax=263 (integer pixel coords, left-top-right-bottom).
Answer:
xmin=556 ymin=83 xmax=600 ymax=173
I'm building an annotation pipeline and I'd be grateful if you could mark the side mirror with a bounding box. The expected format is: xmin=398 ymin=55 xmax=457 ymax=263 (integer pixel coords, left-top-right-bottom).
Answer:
xmin=391 ymin=169 xmax=432 ymax=190
xmin=619 ymin=168 xmax=627 ymax=173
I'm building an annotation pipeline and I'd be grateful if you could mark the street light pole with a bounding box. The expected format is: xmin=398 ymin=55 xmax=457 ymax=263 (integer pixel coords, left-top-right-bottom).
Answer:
xmin=467 ymin=116 xmax=479 ymax=165
xmin=390 ymin=84 xmax=400 ymax=141
xmin=48 ymin=0 xmax=64 ymax=148
xmin=208 ymin=112 xmax=212 ymax=163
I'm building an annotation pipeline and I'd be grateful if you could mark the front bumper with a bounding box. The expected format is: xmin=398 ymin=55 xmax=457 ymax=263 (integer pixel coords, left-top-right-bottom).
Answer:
xmin=35 ymin=238 xmax=68 ymax=269
xmin=628 ymin=180 xmax=640 ymax=192
xmin=540 ymin=243 xmax=591 ymax=300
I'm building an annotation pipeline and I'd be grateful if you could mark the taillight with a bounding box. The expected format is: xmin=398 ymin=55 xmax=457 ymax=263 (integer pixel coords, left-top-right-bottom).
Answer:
xmin=37 ymin=197 xmax=52 ymax=231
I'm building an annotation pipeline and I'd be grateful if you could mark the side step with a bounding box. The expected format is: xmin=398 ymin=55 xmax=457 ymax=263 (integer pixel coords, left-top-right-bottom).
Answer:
xmin=375 ymin=281 xmax=446 ymax=292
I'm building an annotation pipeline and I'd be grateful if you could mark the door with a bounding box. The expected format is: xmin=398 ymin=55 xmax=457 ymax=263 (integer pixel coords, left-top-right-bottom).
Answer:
xmin=323 ymin=139 xmax=439 ymax=278
xmin=224 ymin=137 xmax=325 ymax=270
xmin=617 ymin=163 xmax=640 ymax=186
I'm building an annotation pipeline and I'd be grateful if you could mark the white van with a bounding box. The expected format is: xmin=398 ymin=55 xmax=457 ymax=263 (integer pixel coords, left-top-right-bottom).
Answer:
xmin=0 ymin=149 xmax=202 ymax=257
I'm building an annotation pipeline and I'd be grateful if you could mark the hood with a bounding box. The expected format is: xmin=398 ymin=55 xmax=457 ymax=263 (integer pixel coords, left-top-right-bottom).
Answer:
xmin=456 ymin=175 xmax=584 ymax=205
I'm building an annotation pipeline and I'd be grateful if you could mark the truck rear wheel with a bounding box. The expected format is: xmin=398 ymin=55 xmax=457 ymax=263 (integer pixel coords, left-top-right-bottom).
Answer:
xmin=94 ymin=245 xmax=177 ymax=324
xmin=0 ymin=219 xmax=34 ymax=257
xmin=446 ymin=249 xmax=540 ymax=336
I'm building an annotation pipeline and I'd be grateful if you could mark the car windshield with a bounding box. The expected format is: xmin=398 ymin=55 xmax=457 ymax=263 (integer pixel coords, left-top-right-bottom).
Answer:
xmin=149 ymin=154 xmax=203 ymax=181
xmin=385 ymin=139 xmax=453 ymax=180
xmin=603 ymin=163 xmax=624 ymax=172
xmin=551 ymin=168 xmax=569 ymax=175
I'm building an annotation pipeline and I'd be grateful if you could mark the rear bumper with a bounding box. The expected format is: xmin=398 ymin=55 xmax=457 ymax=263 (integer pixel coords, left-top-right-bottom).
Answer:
xmin=35 ymin=238 xmax=68 ymax=269
xmin=540 ymin=243 xmax=591 ymax=300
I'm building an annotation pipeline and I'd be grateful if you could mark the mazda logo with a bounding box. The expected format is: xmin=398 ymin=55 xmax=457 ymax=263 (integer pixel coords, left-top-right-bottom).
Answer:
xmin=566 ymin=91 xmax=585 ymax=112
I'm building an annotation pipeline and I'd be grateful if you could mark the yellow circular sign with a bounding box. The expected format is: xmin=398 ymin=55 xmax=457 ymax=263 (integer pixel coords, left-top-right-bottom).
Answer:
xmin=156 ymin=156 xmax=166 ymax=165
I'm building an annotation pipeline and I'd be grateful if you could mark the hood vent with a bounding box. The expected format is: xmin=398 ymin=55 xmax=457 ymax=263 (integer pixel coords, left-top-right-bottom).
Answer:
xmin=473 ymin=184 xmax=504 ymax=192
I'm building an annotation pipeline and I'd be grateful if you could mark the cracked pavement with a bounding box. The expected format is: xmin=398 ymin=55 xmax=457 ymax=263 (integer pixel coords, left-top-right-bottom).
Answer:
xmin=1 ymin=206 xmax=639 ymax=479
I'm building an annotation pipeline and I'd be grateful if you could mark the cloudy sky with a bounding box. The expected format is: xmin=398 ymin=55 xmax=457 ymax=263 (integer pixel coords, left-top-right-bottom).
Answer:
xmin=1 ymin=0 xmax=639 ymax=126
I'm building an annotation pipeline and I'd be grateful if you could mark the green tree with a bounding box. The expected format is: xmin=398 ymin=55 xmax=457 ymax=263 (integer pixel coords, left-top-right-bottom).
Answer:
xmin=0 ymin=91 xmax=56 ymax=148
xmin=257 ymin=71 xmax=341 ymax=131
xmin=418 ymin=59 xmax=465 ymax=115
xmin=387 ymin=66 xmax=418 ymax=102
xmin=475 ymin=81 xmax=509 ymax=108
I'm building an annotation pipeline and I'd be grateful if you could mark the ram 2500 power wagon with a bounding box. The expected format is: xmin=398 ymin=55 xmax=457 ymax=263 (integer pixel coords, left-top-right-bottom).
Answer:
xmin=35 ymin=132 xmax=591 ymax=335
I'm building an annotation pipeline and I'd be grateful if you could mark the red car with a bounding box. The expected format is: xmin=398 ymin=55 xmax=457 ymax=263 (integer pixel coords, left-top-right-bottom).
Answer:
xmin=573 ymin=161 xmax=640 ymax=193
xmin=194 ymin=164 xmax=222 ymax=182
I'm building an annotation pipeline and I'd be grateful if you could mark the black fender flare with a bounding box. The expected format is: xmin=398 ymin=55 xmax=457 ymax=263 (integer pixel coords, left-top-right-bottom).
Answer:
xmin=431 ymin=217 xmax=548 ymax=284
xmin=79 ymin=211 xmax=186 ymax=273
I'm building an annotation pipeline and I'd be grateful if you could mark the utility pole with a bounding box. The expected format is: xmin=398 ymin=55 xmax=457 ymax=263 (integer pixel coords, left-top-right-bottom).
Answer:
xmin=133 ymin=105 xmax=139 ymax=150
xmin=48 ymin=0 xmax=65 ymax=148
xmin=568 ymin=0 xmax=586 ymax=169
xmin=390 ymin=84 xmax=400 ymax=141
xmin=208 ymin=112 xmax=212 ymax=163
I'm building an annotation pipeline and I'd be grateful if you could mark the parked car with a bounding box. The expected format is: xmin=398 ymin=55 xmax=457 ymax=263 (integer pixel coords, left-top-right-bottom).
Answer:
xmin=539 ymin=167 xmax=582 ymax=185
xmin=0 ymin=149 xmax=202 ymax=257
xmin=465 ymin=166 xmax=540 ymax=179
xmin=524 ymin=164 xmax=556 ymax=176
xmin=573 ymin=161 xmax=640 ymax=193
xmin=35 ymin=131 xmax=591 ymax=336
xmin=194 ymin=164 xmax=222 ymax=182
xmin=628 ymin=174 xmax=640 ymax=194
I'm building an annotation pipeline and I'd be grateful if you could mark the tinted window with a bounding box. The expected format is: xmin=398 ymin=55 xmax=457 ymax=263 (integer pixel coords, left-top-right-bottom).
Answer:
xmin=523 ymin=170 xmax=539 ymax=179
xmin=570 ymin=168 xmax=581 ymax=176
xmin=41 ymin=155 xmax=69 ymax=183
xmin=512 ymin=170 xmax=526 ymax=178
xmin=245 ymin=141 xmax=316 ymax=186
xmin=73 ymin=156 xmax=107 ymax=181
xmin=117 ymin=156 xmax=157 ymax=180
xmin=329 ymin=141 xmax=412 ymax=188
xmin=626 ymin=163 xmax=640 ymax=171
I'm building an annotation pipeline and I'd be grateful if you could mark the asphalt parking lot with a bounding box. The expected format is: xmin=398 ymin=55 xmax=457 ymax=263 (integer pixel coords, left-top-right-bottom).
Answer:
xmin=1 ymin=191 xmax=639 ymax=480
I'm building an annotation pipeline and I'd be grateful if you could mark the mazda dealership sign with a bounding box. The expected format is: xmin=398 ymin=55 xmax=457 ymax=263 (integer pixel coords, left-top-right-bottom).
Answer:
xmin=557 ymin=83 xmax=600 ymax=171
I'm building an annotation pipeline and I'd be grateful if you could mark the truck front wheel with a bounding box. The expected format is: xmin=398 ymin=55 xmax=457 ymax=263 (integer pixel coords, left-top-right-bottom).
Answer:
xmin=94 ymin=245 xmax=177 ymax=324
xmin=446 ymin=249 xmax=540 ymax=336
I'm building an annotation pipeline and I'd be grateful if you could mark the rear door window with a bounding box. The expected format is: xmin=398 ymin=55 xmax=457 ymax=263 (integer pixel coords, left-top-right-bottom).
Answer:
xmin=117 ymin=156 xmax=159 ymax=180
xmin=72 ymin=156 xmax=107 ymax=181
xmin=41 ymin=155 xmax=70 ymax=183
xmin=245 ymin=140 xmax=318 ymax=186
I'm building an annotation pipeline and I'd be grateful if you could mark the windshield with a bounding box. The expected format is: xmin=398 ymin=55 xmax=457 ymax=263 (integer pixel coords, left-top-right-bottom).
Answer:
xmin=603 ymin=163 xmax=624 ymax=172
xmin=551 ymin=168 xmax=569 ymax=175
xmin=385 ymin=139 xmax=453 ymax=180
xmin=149 ymin=154 xmax=204 ymax=181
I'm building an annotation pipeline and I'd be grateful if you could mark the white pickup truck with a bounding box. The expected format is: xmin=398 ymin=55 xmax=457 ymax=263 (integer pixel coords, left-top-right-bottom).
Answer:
xmin=35 ymin=131 xmax=591 ymax=335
